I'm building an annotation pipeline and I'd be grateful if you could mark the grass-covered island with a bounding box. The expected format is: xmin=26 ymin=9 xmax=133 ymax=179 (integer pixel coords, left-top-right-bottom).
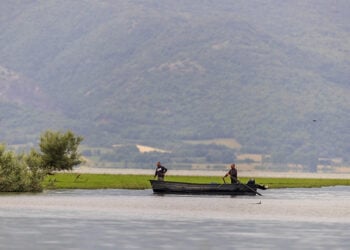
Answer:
xmin=43 ymin=173 xmax=350 ymax=190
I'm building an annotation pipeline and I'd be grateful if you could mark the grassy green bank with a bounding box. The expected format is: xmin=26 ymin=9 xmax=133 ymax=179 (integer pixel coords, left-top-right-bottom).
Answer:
xmin=43 ymin=173 xmax=350 ymax=190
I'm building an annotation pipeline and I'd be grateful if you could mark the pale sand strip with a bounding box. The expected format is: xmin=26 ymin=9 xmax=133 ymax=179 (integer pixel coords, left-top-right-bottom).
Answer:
xmin=73 ymin=167 xmax=350 ymax=179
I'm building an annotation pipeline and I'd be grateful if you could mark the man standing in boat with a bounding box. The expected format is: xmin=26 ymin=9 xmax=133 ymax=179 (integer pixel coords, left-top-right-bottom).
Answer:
xmin=223 ymin=163 xmax=238 ymax=184
xmin=154 ymin=161 xmax=167 ymax=181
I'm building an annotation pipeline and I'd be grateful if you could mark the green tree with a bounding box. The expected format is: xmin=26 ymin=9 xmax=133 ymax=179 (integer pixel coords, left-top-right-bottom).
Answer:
xmin=39 ymin=130 xmax=84 ymax=172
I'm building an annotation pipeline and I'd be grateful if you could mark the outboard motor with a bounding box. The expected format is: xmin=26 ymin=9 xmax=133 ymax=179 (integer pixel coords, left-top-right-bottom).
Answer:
xmin=247 ymin=178 xmax=268 ymax=190
xmin=247 ymin=178 xmax=255 ymax=186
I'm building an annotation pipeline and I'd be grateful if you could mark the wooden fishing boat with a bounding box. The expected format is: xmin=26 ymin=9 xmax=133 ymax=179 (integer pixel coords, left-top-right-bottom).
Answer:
xmin=150 ymin=179 xmax=267 ymax=196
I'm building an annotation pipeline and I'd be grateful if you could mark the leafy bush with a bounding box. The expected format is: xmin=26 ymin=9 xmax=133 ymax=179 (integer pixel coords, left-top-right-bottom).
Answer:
xmin=0 ymin=145 xmax=44 ymax=192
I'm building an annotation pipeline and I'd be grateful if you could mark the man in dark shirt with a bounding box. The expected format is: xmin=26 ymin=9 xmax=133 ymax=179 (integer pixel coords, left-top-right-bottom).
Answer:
xmin=223 ymin=163 xmax=238 ymax=184
xmin=154 ymin=161 xmax=167 ymax=181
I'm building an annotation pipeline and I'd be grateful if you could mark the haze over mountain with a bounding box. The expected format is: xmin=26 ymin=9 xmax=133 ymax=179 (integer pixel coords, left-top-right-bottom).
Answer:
xmin=0 ymin=0 xmax=349 ymax=166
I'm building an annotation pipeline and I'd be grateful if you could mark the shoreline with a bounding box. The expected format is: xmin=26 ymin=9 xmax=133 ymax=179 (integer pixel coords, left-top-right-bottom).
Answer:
xmin=73 ymin=167 xmax=350 ymax=179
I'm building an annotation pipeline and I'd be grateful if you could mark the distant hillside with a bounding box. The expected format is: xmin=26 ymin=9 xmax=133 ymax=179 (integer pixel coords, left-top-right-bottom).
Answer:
xmin=0 ymin=0 xmax=349 ymax=166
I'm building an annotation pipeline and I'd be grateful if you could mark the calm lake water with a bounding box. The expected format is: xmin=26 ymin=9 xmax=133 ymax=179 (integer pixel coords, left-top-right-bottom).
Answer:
xmin=0 ymin=187 xmax=350 ymax=250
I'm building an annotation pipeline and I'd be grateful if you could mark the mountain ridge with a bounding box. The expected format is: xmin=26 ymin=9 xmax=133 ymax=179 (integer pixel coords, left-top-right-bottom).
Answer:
xmin=0 ymin=0 xmax=349 ymax=165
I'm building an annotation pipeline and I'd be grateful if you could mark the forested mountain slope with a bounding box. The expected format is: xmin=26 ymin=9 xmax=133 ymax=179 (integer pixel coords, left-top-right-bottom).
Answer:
xmin=0 ymin=0 xmax=349 ymax=164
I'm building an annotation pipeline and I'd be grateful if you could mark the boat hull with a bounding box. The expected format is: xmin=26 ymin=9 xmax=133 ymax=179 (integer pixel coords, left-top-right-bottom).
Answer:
xmin=150 ymin=180 xmax=260 ymax=195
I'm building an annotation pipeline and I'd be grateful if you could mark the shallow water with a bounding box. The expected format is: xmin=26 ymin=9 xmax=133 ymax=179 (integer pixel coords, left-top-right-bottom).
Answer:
xmin=0 ymin=187 xmax=350 ymax=249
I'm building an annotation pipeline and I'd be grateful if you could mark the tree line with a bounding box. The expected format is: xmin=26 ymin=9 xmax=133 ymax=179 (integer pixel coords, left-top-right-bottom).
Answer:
xmin=0 ymin=130 xmax=83 ymax=192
